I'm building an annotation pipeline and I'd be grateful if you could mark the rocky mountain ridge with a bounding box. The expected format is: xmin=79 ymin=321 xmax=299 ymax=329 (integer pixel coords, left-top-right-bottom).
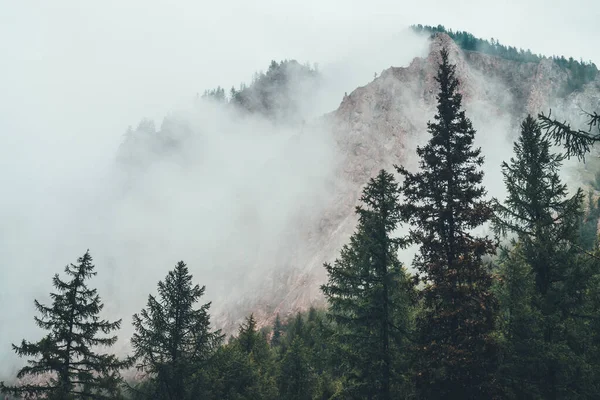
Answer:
xmin=219 ymin=32 xmax=600 ymax=332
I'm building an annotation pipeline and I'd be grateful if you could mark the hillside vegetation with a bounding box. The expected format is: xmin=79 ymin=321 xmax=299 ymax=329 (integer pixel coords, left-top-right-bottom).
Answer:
xmin=4 ymin=47 xmax=600 ymax=400
xmin=412 ymin=24 xmax=598 ymax=95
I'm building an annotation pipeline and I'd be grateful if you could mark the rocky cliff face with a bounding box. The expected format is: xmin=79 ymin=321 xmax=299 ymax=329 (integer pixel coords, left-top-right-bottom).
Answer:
xmin=221 ymin=32 xmax=600 ymax=332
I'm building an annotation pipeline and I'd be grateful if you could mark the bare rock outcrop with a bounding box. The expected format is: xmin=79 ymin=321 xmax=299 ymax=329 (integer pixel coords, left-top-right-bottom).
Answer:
xmin=216 ymin=33 xmax=600 ymax=332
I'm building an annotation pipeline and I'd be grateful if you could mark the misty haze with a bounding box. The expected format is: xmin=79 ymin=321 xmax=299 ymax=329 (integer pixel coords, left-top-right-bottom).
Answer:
xmin=1 ymin=1 xmax=600 ymax=399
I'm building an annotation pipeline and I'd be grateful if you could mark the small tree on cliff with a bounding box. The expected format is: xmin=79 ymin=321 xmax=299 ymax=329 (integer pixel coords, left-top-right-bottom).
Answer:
xmin=0 ymin=251 xmax=129 ymax=399
xmin=396 ymin=48 xmax=498 ymax=399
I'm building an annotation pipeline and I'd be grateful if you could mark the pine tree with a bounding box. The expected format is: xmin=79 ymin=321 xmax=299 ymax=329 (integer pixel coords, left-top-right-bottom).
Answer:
xmin=236 ymin=314 xmax=275 ymax=370
xmin=277 ymin=337 xmax=316 ymax=400
xmin=233 ymin=314 xmax=278 ymax=399
xmin=321 ymin=169 xmax=415 ymax=399
xmin=271 ymin=314 xmax=283 ymax=347
xmin=493 ymin=115 xmax=597 ymax=398
xmin=493 ymin=115 xmax=584 ymax=275
xmin=131 ymin=261 xmax=223 ymax=400
xmin=579 ymin=190 xmax=600 ymax=251
xmin=237 ymin=314 xmax=260 ymax=355
xmin=494 ymin=244 xmax=544 ymax=398
xmin=0 ymin=250 xmax=128 ymax=399
xmin=204 ymin=340 xmax=277 ymax=400
xmin=395 ymin=48 xmax=498 ymax=399
xmin=288 ymin=312 xmax=305 ymax=344
xmin=492 ymin=115 xmax=584 ymax=305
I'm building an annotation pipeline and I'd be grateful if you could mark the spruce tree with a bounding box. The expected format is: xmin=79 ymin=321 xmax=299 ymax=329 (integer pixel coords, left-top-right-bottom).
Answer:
xmin=395 ymin=48 xmax=498 ymax=399
xmin=578 ymin=190 xmax=600 ymax=251
xmin=494 ymin=115 xmax=584 ymax=294
xmin=287 ymin=312 xmax=305 ymax=344
xmin=493 ymin=115 xmax=597 ymax=398
xmin=131 ymin=261 xmax=223 ymax=400
xmin=494 ymin=244 xmax=543 ymax=398
xmin=321 ymin=169 xmax=415 ymax=399
xmin=237 ymin=314 xmax=262 ymax=356
xmin=0 ymin=250 xmax=128 ymax=399
xmin=233 ymin=314 xmax=278 ymax=399
xmin=271 ymin=314 xmax=283 ymax=348
xmin=277 ymin=337 xmax=316 ymax=400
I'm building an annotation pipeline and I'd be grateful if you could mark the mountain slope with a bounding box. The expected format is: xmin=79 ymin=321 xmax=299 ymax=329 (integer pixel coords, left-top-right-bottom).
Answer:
xmin=223 ymin=32 xmax=600 ymax=331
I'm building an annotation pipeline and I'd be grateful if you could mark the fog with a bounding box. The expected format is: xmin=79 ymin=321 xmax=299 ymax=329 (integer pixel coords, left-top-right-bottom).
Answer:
xmin=1 ymin=0 xmax=599 ymax=380
xmin=0 ymin=8 xmax=431 ymax=378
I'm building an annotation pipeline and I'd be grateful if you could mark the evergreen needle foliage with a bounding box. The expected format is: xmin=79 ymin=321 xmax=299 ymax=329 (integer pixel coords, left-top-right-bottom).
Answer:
xmin=0 ymin=251 xmax=129 ymax=400
xmin=492 ymin=115 xmax=600 ymax=398
xmin=321 ymin=169 xmax=416 ymax=400
xmin=130 ymin=261 xmax=223 ymax=400
xmin=396 ymin=48 xmax=499 ymax=399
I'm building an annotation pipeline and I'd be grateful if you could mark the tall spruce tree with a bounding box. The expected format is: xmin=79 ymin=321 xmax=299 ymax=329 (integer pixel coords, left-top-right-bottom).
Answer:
xmin=493 ymin=115 xmax=598 ymax=398
xmin=493 ymin=115 xmax=584 ymax=295
xmin=131 ymin=261 xmax=223 ymax=400
xmin=395 ymin=48 xmax=498 ymax=399
xmin=321 ymin=169 xmax=415 ymax=400
xmin=0 ymin=251 xmax=128 ymax=399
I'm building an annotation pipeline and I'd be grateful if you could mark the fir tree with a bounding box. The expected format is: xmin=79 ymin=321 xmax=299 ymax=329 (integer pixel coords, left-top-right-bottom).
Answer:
xmin=321 ymin=169 xmax=415 ymax=399
xmin=203 ymin=341 xmax=277 ymax=400
xmin=277 ymin=338 xmax=316 ymax=400
xmin=232 ymin=314 xmax=278 ymax=399
xmin=579 ymin=190 xmax=600 ymax=251
xmin=494 ymin=244 xmax=544 ymax=398
xmin=493 ymin=115 xmax=597 ymax=398
xmin=396 ymin=48 xmax=498 ymax=399
xmin=236 ymin=314 xmax=275 ymax=371
xmin=288 ymin=312 xmax=305 ymax=344
xmin=130 ymin=261 xmax=223 ymax=400
xmin=271 ymin=314 xmax=283 ymax=348
xmin=0 ymin=251 xmax=128 ymax=400
xmin=493 ymin=115 xmax=584 ymax=265
xmin=237 ymin=314 xmax=260 ymax=355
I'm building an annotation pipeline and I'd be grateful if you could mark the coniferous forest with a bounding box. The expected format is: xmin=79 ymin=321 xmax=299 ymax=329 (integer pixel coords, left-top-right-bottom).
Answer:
xmin=3 ymin=48 xmax=600 ymax=400
xmin=411 ymin=25 xmax=598 ymax=95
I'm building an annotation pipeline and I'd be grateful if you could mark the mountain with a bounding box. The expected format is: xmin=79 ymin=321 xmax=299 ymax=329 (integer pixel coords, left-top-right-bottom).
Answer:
xmin=214 ymin=31 xmax=600 ymax=331
xmin=114 ymin=31 xmax=600 ymax=334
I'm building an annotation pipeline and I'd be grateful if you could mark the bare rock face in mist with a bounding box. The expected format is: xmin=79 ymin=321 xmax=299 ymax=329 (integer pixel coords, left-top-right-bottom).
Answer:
xmin=228 ymin=32 xmax=600 ymax=331
xmin=109 ymin=33 xmax=600 ymax=335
